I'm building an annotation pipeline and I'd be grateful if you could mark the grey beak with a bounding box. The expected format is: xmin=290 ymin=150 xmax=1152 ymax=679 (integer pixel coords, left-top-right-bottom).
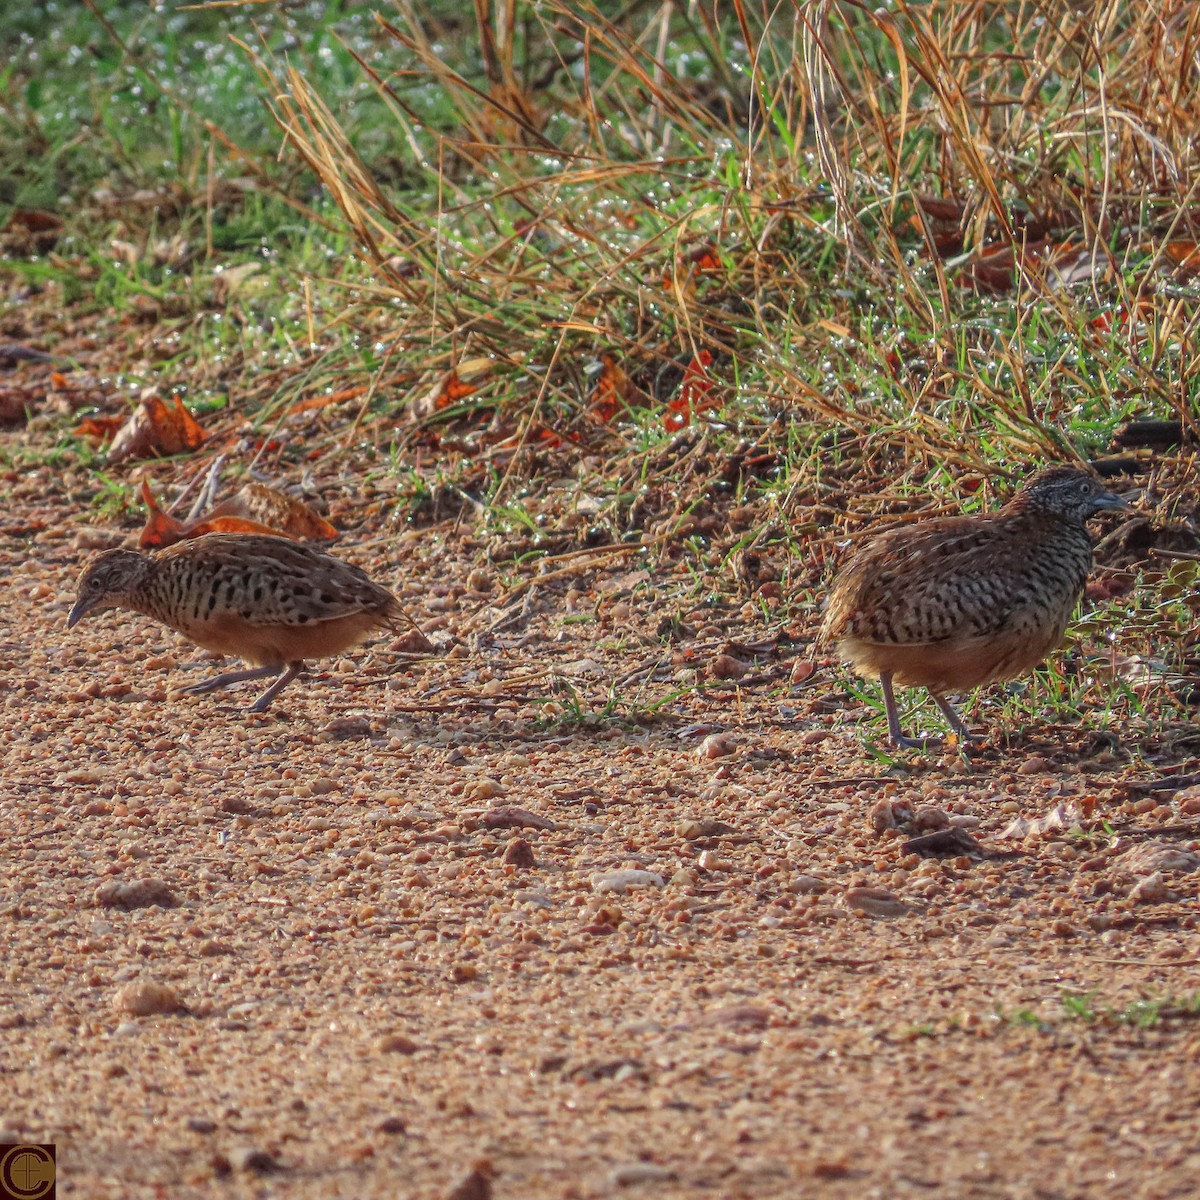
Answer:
xmin=1093 ymin=488 xmax=1134 ymax=513
xmin=67 ymin=599 xmax=89 ymax=629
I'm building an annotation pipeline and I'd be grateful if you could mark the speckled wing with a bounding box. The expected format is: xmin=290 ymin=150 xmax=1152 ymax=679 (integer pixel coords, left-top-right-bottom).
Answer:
xmin=154 ymin=534 xmax=400 ymax=629
xmin=822 ymin=513 xmax=1093 ymax=646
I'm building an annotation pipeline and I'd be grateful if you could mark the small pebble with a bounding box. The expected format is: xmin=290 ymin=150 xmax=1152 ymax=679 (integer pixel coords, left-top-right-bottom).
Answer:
xmin=609 ymin=1162 xmax=679 ymax=1187
xmin=696 ymin=732 xmax=738 ymax=760
xmin=376 ymin=1033 xmax=420 ymax=1054
xmin=843 ymin=887 xmax=911 ymax=919
xmin=1018 ymin=756 xmax=1052 ymax=775
xmin=321 ymin=715 xmax=372 ymax=741
xmin=1129 ymin=872 xmax=1176 ymax=905
xmin=502 ymin=838 xmax=537 ymax=868
xmin=592 ymin=869 xmax=664 ymax=894
xmin=483 ymin=806 xmax=556 ymax=831
xmin=228 ymin=1146 xmax=279 ymax=1174
xmin=709 ymin=654 xmax=750 ymax=680
xmin=112 ymin=981 xmax=182 ymax=1017
xmin=94 ymin=878 xmax=178 ymax=910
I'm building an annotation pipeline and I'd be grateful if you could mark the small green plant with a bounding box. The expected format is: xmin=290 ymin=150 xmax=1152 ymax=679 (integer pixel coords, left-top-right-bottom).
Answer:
xmin=1060 ymin=991 xmax=1099 ymax=1022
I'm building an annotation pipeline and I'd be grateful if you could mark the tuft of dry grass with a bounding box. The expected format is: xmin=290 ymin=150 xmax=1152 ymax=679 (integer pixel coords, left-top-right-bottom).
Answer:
xmin=232 ymin=1 xmax=1198 ymax=517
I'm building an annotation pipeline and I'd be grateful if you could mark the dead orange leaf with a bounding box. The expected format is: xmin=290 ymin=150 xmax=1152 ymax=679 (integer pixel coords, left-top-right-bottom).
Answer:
xmin=73 ymin=414 xmax=125 ymax=442
xmin=107 ymin=391 xmax=206 ymax=464
xmin=138 ymin=478 xmax=337 ymax=548
xmin=1163 ymin=241 xmax=1200 ymax=274
xmin=589 ymin=355 xmax=635 ymax=424
xmin=410 ymin=358 xmax=492 ymax=420
xmin=207 ymin=482 xmax=339 ymax=540
xmin=664 ymin=351 xmax=719 ymax=431
xmin=287 ymin=385 xmax=369 ymax=416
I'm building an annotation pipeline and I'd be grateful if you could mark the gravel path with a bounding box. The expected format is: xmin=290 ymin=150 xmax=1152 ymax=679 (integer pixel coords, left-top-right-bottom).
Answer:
xmin=2 ymin=463 xmax=1198 ymax=1200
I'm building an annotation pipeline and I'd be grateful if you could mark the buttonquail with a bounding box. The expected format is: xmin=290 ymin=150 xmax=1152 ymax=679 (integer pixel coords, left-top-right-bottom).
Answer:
xmin=819 ymin=466 xmax=1131 ymax=748
xmin=69 ymin=533 xmax=405 ymax=712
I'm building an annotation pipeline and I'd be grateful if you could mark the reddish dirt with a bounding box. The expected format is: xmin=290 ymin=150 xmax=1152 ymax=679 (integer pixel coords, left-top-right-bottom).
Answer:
xmin=0 ymin=435 xmax=1198 ymax=1200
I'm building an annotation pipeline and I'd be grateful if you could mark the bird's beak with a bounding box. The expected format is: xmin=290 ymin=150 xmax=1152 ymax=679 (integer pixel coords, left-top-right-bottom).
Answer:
xmin=67 ymin=598 xmax=91 ymax=629
xmin=1093 ymin=488 xmax=1134 ymax=513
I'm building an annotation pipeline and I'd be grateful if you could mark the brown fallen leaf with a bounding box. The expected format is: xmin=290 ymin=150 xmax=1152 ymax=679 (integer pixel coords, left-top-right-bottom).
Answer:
xmin=107 ymin=390 xmax=206 ymax=464
xmin=139 ymin=480 xmax=282 ymax=548
xmin=997 ymin=802 xmax=1082 ymax=840
xmin=74 ymin=413 xmax=126 ymax=443
xmin=206 ymin=482 xmax=339 ymax=540
xmin=138 ymin=479 xmax=339 ymax=548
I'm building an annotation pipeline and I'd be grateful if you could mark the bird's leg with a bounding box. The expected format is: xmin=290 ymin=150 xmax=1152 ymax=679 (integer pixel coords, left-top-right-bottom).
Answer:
xmin=931 ymin=693 xmax=983 ymax=745
xmin=183 ymin=664 xmax=280 ymax=696
xmin=879 ymin=672 xmax=938 ymax=750
xmin=248 ymin=661 xmax=304 ymax=713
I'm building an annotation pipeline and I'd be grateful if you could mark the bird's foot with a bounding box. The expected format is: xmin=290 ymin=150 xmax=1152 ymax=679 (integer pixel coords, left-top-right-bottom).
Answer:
xmin=182 ymin=665 xmax=279 ymax=697
xmin=891 ymin=732 xmax=943 ymax=751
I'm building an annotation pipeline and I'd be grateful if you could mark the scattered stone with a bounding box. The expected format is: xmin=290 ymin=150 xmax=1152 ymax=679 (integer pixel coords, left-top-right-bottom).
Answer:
xmin=1018 ymin=755 xmax=1053 ymax=775
xmin=868 ymin=797 xmax=915 ymax=833
xmin=1129 ymin=872 xmax=1178 ymax=905
xmin=376 ymin=1116 xmax=407 ymax=1135
xmin=608 ymin=1161 xmax=679 ymax=1187
xmin=789 ymin=874 xmax=829 ymax=894
xmin=843 ymin=887 xmax=911 ymax=919
xmin=502 ymin=837 xmax=537 ymax=868
xmin=710 ymin=653 xmax=750 ymax=680
xmin=186 ymin=1117 xmax=217 ymax=1134
xmin=903 ymin=827 xmax=983 ymax=858
xmin=446 ymin=1160 xmax=496 ymax=1200
xmin=591 ymin=869 xmax=664 ymax=895
xmin=912 ymin=805 xmax=951 ymax=831
xmin=376 ymin=1033 xmax=420 ymax=1055
xmin=790 ymin=658 xmax=816 ymax=685
xmin=483 ymin=806 xmax=556 ymax=831
xmin=697 ymin=1003 xmax=771 ymax=1029
xmin=393 ymin=628 xmax=435 ymax=654
xmin=1120 ymin=842 xmax=1200 ymax=874
xmin=228 ymin=1146 xmax=279 ymax=1174
xmin=93 ymin=878 xmax=178 ymax=910
xmin=218 ymin=795 xmax=254 ymax=815
xmin=321 ymin=715 xmax=373 ymax=741
xmin=1177 ymin=785 xmax=1200 ymax=815
xmin=112 ymin=981 xmax=182 ymax=1017
xmin=696 ymin=732 xmax=738 ymax=759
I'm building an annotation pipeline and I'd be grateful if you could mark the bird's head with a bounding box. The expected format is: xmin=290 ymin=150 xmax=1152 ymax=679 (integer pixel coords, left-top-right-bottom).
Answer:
xmin=68 ymin=548 xmax=151 ymax=628
xmin=1018 ymin=466 xmax=1132 ymax=522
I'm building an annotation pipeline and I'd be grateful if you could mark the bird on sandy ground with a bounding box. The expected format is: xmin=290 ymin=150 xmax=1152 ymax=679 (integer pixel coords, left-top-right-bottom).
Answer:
xmin=819 ymin=465 xmax=1131 ymax=749
xmin=68 ymin=533 xmax=408 ymax=712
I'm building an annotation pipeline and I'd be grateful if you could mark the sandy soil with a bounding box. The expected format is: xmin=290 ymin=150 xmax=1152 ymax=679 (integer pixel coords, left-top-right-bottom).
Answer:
xmin=1 ymin=452 xmax=1199 ymax=1200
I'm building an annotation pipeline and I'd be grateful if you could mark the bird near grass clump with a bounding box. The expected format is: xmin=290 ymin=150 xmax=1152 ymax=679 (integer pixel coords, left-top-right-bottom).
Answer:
xmin=69 ymin=534 xmax=408 ymax=712
xmin=819 ymin=466 xmax=1131 ymax=749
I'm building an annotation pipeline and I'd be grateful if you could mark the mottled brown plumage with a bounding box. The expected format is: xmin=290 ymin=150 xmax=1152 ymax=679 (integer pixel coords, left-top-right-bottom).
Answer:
xmin=820 ymin=466 xmax=1130 ymax=748
xmin=68 ymin=534 xmax=405 ymax=711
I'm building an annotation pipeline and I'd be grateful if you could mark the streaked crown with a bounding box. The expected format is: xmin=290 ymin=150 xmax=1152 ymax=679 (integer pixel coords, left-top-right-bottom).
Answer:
xmin=68 ymin=548 xmax=151 ymax=628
